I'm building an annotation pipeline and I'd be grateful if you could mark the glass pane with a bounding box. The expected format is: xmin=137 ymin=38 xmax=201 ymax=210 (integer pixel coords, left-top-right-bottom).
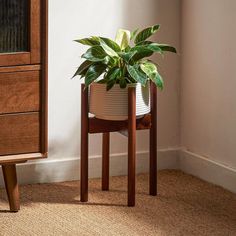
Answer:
xmin=0 ymin=0 xmax=29 ymax=53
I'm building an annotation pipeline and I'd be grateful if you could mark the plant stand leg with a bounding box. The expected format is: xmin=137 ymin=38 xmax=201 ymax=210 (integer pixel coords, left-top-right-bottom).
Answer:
xmin=128 ymin=87 xmax=136 ymax=207
xmin=102 ymin=132 xmax=110 ymax=191
xmin=80 ymin=84 xmax=89 ymax=202
xmin=149 ymin=82 xmax=157 ymax=196
xmin=2 ymin=164 xmax=20 ymax=212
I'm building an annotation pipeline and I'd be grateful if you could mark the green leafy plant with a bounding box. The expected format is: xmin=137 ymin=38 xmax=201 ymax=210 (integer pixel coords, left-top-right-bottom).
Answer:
xmin=73 ymin=24 xmax=176 ymax=91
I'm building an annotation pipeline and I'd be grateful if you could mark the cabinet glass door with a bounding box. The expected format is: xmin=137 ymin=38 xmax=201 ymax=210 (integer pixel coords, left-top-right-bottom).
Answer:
xmin=0 ymin=0 xmax=41 ymax=67
xmin=0 ymin=0 xmax=29 ymax=54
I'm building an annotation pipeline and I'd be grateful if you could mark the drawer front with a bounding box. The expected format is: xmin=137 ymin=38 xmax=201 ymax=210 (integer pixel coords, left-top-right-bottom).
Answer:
xmin=0 ymin=70 xmax=40 ymax=114
xmin=0 ymin=113 xmax=40 ymax=156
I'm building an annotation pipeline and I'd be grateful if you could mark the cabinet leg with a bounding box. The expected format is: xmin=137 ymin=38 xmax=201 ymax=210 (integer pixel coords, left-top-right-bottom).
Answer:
xmin=80 ymin=84 xmax=89 ymax=202
xmin=2 ymin=164 xmax=20 ymax=212
xmin=128 ymin=87 xmax=136 ymax=207
xmin=102 ymin=133 xmax=110 ymax=191
xmin=150 ymin=82 xmax=157 ymax=196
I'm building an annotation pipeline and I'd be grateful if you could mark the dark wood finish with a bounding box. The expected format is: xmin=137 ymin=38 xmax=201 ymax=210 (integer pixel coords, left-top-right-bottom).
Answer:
xmin=2 ymin=164 xmax=20 ymax=212
xmin=80 ymin=84 xmax=89 ymax=202
xmin=0 ymin=70 xmax=40 ymax=114
xmin=149 ymin=82 xmax=158 ymax=196
xmin=80 ymin=82 xmax=157 ymax=207
xmin=102 ymin=133 xmax=110 ymax=191
xmin=40 ymin=0 xmax=48 ymax=155
xmin=0 ymin=113 xmax=40 ymax=156
xmin=30 ymin=0 xmax=41 ymax=64
xmin=89 ymin=114 xmax=151 ymax=134
xmin=128 ymin=87 xmax=136 ymax=206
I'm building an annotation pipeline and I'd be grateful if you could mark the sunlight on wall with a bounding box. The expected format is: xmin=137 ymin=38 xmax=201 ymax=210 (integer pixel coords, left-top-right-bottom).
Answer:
xmin=48 ymin=0 xmax=180 ymax=160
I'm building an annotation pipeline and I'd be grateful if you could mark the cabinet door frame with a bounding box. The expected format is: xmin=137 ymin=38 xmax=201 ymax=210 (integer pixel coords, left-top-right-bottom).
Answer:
xmin=0 ymin=0 xmax=41 ymax=67
xmin=40 ymin=0 xmax=48 ymax=156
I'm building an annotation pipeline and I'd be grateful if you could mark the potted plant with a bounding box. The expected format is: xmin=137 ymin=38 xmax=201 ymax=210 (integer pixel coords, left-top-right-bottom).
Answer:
xmin=73 ymin=24 xmax=176 ymax=120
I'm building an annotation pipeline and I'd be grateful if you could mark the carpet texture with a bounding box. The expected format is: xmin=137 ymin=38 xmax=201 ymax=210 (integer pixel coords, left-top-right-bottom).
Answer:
xmin=0 ymin=170 xmax=236 ymax=236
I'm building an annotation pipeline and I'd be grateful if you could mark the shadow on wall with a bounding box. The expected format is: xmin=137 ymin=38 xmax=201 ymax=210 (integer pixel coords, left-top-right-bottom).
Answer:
xmin=122 ymin=0 xmax=181 ymax=149
xmin=122 ymin=0 xmax=159 ymax=30
xmin=122 ymin=0 xmax=179 ymax=42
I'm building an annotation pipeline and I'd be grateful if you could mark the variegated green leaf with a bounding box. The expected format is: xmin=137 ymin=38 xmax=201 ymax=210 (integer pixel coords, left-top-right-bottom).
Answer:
xmin=105 ymin=67 xmax=121 ymax=91
xmin=106 ymin=79 xmax=116 ymax=91
xmin=72 ymin=60 xmax=93 ymax=79
xmin=75 ymin=36 xmax=100 ymax=46
xmin=137 ymin=41 xmax=176 ymax=53
xmin=130 ymin=45 xmax=153 ymax=61
xmin=99 ymin=38 xmax=119 ymax=57
xmin=150 ymin=70 xmax=164 ymax=90
xmin=145 ymin=43 xmax=163 ymax=54
xmin=105 ymin=67 xmax=121 ymax=83
xmin=134 ymin=24 xmax=160 ymax=44
xmin=119 ymin=78 xmax=127 ymax=88
xmin=84 ymin=64 xmax=107 ymax=87
xmin=130 ymin=28 xmax=139 ymax=41
xmin=155 ymin=44 xmax=177 ymax=53
xmin=118 ymin=51 xmax=137 ymax=63
xmin=100 ymin=37 xmax=121 ymax=52
xmin=140 ymin=61 xmax=163 ymax=90
xmin=127 ymin=65 xmax=147 ymax=86
xmin=115 ymin=29 xmax=131 ymax=50
xmin=82 ymin=46 xmax=107 ymax=62
xmin=140 ymin=62 xmax=157 ymax=77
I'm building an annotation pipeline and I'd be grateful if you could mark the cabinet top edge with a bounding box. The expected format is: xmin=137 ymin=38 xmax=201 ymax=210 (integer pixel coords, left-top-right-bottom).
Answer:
xmin=0 ymin=152 xmax=47 ymax=164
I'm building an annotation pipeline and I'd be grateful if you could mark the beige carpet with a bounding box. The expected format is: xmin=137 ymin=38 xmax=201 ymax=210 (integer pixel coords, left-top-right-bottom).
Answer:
xmin=0 ymin=170 xmax=236 ymax=236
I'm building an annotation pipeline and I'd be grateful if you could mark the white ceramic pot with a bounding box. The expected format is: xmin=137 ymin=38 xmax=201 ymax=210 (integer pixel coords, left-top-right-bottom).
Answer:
xmin=89 ymin=82 xmax=150 ymax=120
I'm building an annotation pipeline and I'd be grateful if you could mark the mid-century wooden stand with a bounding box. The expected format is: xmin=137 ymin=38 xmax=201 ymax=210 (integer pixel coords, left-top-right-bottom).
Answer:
xmin=80 ymin=82 xmax=157 ymax=206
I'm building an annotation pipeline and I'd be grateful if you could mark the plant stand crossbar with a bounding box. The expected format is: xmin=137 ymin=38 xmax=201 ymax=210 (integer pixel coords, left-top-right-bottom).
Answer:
xmin=80 ymin=82 xmax=157 ymax=206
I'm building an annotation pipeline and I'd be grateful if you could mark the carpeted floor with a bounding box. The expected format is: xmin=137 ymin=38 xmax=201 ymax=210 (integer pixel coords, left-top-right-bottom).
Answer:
xmin=0 ymin=170 xmax=236 ymax=236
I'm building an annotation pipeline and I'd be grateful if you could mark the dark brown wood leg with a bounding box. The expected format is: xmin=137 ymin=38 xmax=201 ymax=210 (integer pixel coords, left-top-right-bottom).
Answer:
xmin=80 ymin=84 xmax=89 ymax=202
xmin=2 ymin=164 xmax=20 ymax=212
xmin=102 ymin=132 xmax=110 ymax=191
xmin=128 ymin=87 xmax=136 ymax=207
xmin=149 ymin=82 xmax=157 ymax=196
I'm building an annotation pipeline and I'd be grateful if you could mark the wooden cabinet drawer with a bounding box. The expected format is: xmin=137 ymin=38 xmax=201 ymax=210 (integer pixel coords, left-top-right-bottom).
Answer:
xmin=0 ymin=113 xmax=40 ymax=156
xmin=0 ymin=70 xmax=40 ymax=114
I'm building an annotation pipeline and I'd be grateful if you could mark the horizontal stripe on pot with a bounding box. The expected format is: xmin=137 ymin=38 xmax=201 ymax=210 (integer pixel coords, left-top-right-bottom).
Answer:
xmin=89 ymin=82 xmax=150 ymax=121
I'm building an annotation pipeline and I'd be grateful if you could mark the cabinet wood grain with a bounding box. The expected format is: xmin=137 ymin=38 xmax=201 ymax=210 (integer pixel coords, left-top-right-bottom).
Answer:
xmin=0 ymin=70 xmax=40 ymax=114
xmin=0 ymin=113 xmax=40 ymax=156
xmin=0 ymin=65 xmax=41 ymax=73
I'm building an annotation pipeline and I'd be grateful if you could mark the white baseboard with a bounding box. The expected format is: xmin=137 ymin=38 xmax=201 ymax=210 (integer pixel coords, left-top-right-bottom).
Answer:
xmin=179 ymin=149 xmax=236 ymax=194
xmin=1 ymin=148 xmax=235 ymax=194
xmin=0 ymin=148 xmax=179 ymax=186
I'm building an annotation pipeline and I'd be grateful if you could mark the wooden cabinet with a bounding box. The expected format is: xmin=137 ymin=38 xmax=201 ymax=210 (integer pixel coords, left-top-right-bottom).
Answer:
xmin=0 ymin=0 xmax=48 ymax=211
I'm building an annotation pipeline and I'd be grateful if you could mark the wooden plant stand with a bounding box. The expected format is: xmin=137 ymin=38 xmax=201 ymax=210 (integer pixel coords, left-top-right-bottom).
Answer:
xmin=80 ymin=82 xmax=157 ymax=207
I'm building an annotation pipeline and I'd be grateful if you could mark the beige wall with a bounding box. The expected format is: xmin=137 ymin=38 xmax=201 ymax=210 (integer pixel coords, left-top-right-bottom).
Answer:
xmin=48 ymin=0 xmax=180 ymax=160
xmin=181 ymin=0 xmax=236 ymax=169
